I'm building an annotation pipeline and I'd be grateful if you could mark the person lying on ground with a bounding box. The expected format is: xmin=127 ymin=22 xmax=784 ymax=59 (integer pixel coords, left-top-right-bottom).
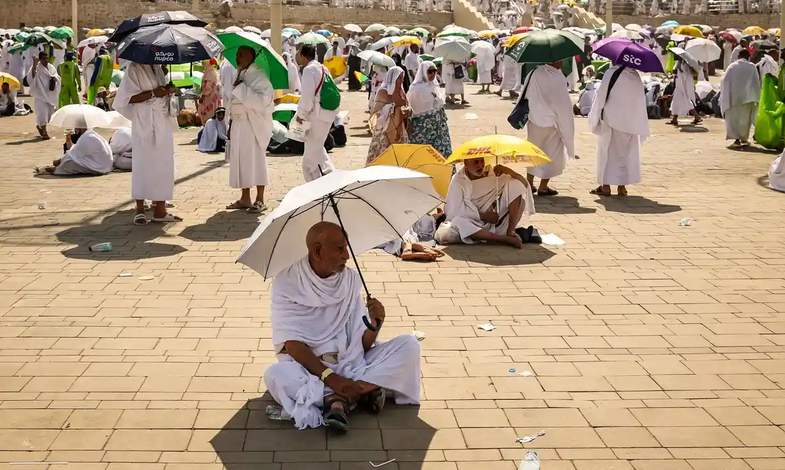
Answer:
xmin=35 ymin=128 xmax=113 ymax=176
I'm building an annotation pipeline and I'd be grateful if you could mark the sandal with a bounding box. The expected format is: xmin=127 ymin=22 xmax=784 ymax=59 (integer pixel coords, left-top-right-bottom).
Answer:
xmin=537 ymin=188 xmax=559 ymax=196
xmin=590 ymin=186 xmax=611 ymax=196
xmin=133 ymin=213 xmax=148 ymax=226
xmin=322 ymin=397 xmax=350 ymax=432
xmin=247 ymin=201 xmax=268 ymax=214
xmin=226 ymin=200 xmax=253 ymax=210
xmin=617 ymin=187 xmax=628 ymax=197
xmin=151 ymin=213 xmax=183 ymax=223
xmin=358 ymin=388 xmax=386 ymax=415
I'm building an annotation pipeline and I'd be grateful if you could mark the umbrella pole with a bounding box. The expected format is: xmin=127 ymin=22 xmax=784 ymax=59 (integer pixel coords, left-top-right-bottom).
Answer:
xmin=318 ymin=165 xmax=382 ymax=332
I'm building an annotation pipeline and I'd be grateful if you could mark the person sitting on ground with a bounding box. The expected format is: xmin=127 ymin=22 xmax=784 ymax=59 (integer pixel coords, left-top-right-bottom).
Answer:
xmin=94 ymin=86 xmax=111 ymax=111
xmin=0 ymin=82 xmax=17 ymax=116
xmin=435 ymin=157 xmax=535 ymax=249
xmin=264 ymin=221 xmax=421 ymax=432
xmin=573 ymin=80 xmax=597 ymax=116
xmin=380 ymin=209 xmax=446 ymax=262
xmin=109 ymin=127 xmax=132 ymax=171
xmin=197 ymin=107 xmax=228 ymax=153
xmin=35 ymin=128 xmax=113 ymax=176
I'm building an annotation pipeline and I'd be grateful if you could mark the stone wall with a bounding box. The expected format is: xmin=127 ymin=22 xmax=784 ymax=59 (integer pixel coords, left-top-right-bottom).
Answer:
xmin=0 ymin=0 xmax=453 ymax=35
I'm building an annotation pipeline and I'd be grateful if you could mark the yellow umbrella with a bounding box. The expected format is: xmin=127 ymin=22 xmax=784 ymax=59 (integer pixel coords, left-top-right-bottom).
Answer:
xmin=0 ymin=72 xmax=21 ymax=90
xmin=742 ymin=26 xmax=765 ymax=36
xmin=324 ymin=56 xmax=347 ymax=79
xmin=767 ymin=28 xmax=780 ymax=37
xmin=275 ymin=91 xmax=300 ymax=103
xmin=367 ymin=144 xmax=452 ymax=197
xmin=446 ymin=135 xmax=552 ymax=168
xmin=390 ymin=36 xmax=423 ymax=47
xmin=86 ymin=28 xmax=106 ymax=38
xmin=479 ymin=30 xmax=497 ymax=38
xmin=672 ymin=26 xmax=704 ymax=38
xmin=502 ymin=33 xmax=527 ymax=48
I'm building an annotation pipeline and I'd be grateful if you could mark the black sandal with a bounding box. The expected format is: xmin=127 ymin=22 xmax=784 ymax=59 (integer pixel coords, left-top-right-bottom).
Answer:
xmin=322 ymin=397 xmax=350 ymax=432
xmin=359 ymin=388 xmax=386 ymax=415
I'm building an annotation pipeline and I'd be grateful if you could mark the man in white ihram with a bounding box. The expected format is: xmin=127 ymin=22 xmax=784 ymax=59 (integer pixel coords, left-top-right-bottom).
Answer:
xmin=225 ymin=45 xmax=274 ymax=213
xmin=26 ymin=50 xmax=60 ymax=140
xmin=435 ymin=157 xmax=535 ymax=249
xmin=264 ymin=221 xmax=421 ymax=431
xmin=720 ymin=49 xmax=761 ymax=149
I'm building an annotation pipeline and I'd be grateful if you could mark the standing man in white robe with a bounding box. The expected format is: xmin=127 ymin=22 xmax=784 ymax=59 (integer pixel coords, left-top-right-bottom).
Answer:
xmin=282 ymin=52 xmax=301 ymax=94
xmin=435 ymin=157 xmax=534 ymax=248
xmin=588 ymin=65 xmax=649 ymax=197
xmin=81 ymin=43 xmax=98 ymax=97
xmin=730 ymin=39 xmax=749 ymax=64
xmin=295 ymin=44 xmax=338 ymax=182
xmin=403 ymin=44 xmax=421 ymax=83
xmin=757 ymin=50 xmax=779 ymax=81
xmin=226 ymin=46 xmax=274 ymax=213
xmin=720 ymin=49 xmax=761 ymax=148
xmin=26 ymin=50 xmax=60 ymax=140
xmin=475 ymin=43 xmax=495 ymax=94
xmin=521 ymin=62 xmax=575 ymax=196
xmin=443 ymin=59 xmax=468 ymax=105
xmin=114 ymin=62 xmax=180 ymax=226
xmin=669 ymin=58 xmax=700 ymax=126
xmin=264 ymin=221 xmax=421 ymax=431
xmin=496 ymin=53 xmax=520 ymax=98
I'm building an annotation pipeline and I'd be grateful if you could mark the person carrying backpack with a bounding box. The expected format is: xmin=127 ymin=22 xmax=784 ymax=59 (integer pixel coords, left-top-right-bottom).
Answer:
xmin=295 ymin=44 xmax=341 ymax=182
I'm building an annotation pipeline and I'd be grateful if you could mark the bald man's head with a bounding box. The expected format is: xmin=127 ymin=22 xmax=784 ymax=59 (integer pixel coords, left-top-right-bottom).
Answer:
xmin=306 ymin=221 xmax=350 ymax=278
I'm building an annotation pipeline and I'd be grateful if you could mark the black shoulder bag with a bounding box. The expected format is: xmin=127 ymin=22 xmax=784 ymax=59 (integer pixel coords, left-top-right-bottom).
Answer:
xmin=507 ymin=66 xmax=537 ymax=130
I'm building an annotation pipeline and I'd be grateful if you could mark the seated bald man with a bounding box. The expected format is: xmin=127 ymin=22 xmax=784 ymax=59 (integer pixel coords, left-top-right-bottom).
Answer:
xmin=264 ymin=221 xmax=422 ymax=431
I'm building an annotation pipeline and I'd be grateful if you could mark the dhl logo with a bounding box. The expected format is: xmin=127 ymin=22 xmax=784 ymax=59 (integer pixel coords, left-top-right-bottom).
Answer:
xmin=465 ymin=147 xmax=492 ymax=156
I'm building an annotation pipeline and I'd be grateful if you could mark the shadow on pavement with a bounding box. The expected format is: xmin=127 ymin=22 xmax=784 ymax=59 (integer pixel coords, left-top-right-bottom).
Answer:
xmin=56 ymin=210 xmax=186 ymax=260
xmin=443 ymin=243 xmax=556 ymax=266
xmin=179 ymin=210 xmax=260 ymax=242
xmin=212 ymin=395 xmax=435 ymax=470
xmin=4 ymin=138 xmax=45 ymax=146
xmin=594 ymin=195 xmax=682 ymax=214
xmin=534 ymin=196 xmax=596 ymax=215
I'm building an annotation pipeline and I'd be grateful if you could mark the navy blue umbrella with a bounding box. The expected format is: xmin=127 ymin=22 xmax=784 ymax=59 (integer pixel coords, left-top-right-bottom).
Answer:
xmin=117 ymin=23 xmax=224 ymax=65
xmin=109 ymin=10 xmax=207 ymax=44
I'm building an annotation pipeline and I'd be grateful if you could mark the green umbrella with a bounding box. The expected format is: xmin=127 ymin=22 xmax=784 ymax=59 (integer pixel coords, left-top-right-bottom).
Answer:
xmin=24 ymin=32 xmax=54 ymax=47
xmin=272 ymin=102 xmax=298 ymax=123
xmin=14 ymin=31 xmax=29 ymax=43
xmin=111 ymin=69 xmax=125 ymax=86
xmin=295 ymin=32 xmax=329 ymax=45
xmin=50 ymin=26 xmax=74 ymax=40
xmin=409 ymin=27 xmax=430 ymax=38
xmin=9 ymin=42 xmax=28 ymax=54
xmin=506 ymin=29 xmax=583 ymax=63
xmin=219 ymin=31 xmax=289 ymax=90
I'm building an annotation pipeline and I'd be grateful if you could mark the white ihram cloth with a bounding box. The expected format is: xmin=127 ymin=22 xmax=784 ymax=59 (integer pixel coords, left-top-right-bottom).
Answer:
xmin=522 ymin=65 xmax=575 ymax=179
xmin=499 ymin=55 xmax=519 ymax=91
xmin=443 ymin=60 xmax=465 ymax=95
xmin=9 ymin=52 xmax=24 ymax=94
xmin=110 ymin=127 xmax=133 ymax=171
xmin=730 ymin=45 xmax=743 ymax=64
xmin=81 ymin=46 xmax=97 ymax=91
xmin=589 ymin=66 xmax=648 ymax=186
xmin=723 ymin=41 xmax=733 ymax=69
xmin=436 ymin=167 xmax=535 ymax=244
xmin=769 ymin=153 xmax=785 ymax=192
xmin=475 ymin=47 xmax=494 ymax=84
xmin=670 ymin=60 xmax=696 ymax=116
xmin=26 ymin=61 xmax=60 ymax=127
xmin=219 ymin=59 xmax=237 ymax=118
xmin=404 ymin=51 xmax=421 ymax=78
xmin=297 ymin=60 xmax=338 ymax=182
xmin=720 ymin=58 xmax=761 ymax=141
xmin=264 ymin=258 xmax=421 ymax=430
xmin=757 ymin=54 xmax=779 ymax=80
xmin=576 ymin=81 xmax=597 ymax=116
xmin=114 ymin=63 xmax=176 ymax=202
xmin=283 ymin=52 xmax=301 ymax=94
xmin=229 ymin=63 xmax=274 ymax=188
xmin=54 ymin=130 xmax=113 ymax=176
xmin=198 ymin=117 xmax=228 ymax=153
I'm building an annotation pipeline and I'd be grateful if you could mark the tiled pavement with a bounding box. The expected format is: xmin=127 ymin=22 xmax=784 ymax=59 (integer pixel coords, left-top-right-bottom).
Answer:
xmin=0 ymin=83 xmax=784 ymax=470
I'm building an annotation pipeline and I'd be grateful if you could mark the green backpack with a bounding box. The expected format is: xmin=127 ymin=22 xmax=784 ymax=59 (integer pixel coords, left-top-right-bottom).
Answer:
xmin=316 ymin=66 xmax=341 ymax=111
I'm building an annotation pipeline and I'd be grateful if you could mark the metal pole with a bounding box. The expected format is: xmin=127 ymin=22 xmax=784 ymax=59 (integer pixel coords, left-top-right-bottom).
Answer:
xmin=71 ymin=0 xmax=78 ymax=42
xmin=781 ymin=0 xmax=785 ymax=49
xmin=271 ymin=0 xmax=283 ymax=54
xmin=605 ymin=0 xmax=612 ymax=37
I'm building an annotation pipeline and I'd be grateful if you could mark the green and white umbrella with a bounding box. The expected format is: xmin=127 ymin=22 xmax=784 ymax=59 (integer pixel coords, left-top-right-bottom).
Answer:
xmin=409 ymin=27 xmax=430 ymax=38
xmin=506 ymin=29 xmax=583 ymax=63
xmin=295 ymin=32 xmax=329 ymax=45
xmin=364 ymin=23 xmax=386 ymax=34
xmin=219 ymin=31 xmax=289 ymax=90
xmin=50 ymin=26 xmax=74 ymax=40
xmin=437 ymin=25 xmax=474 ymax=38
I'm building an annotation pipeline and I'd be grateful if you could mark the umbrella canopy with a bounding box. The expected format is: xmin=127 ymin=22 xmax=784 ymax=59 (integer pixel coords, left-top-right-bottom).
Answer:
xmin=365 ymin=24 xmax=386 ymax=34
xmin=272 ymin=102 xmax=298 ymax=122
xmin=324 ymin=56 xmax=347 ymax=78
xmin=684 ymin=38 xmax=722 ymax=62
xmin=24 ymin=32 xmax=54 ymax=47
xmin=219 ymin=31 xmax=288 ymax=90
xmin=471 ymin=40 xmax=495 ymax=55
xmin=109 ymin=10 xmax=207 ymax=43
xmin=767 ymin=28 xmax=781 ymax=37
xmin=720 ymin=30 xmax=743 ymax=42
xmin=610 ymin=29 xmax=642 ymax=40
xmin=50 ymin=26 xmax=74 ymax=40
xmin=751 ymin=39 xmax=778 ymax=51
xmin=315 ymin=29 xmax=332 ymax=37
xmin=236 ymin=166 xmax=442 ymax=280
xmin=104 ymin=110 xmax=133 ymax=129
xmin=0 ymin=72 xmax=21 ymax=90
xmin=390 ymin=36 xmax=422 ymax=47
xmin=49 ymin=104 xmax=111 ymax=129
xmin=743 ymin=26 xmax=765 ymax=36
xmin=669 ymin=47 xmax=701 ymax=71
xmin=296 ymin=32 xmax=329 ymax=45
xmin=592 ymin=37 xmax=663 ymax=73
xmin=598 ymin=23 xmax=624 ymax=35
xmin=661 ymin=20 xmax=680 ymax=27
xmin=354 ymin=71 xmax=370 ymax=83
xmin=367 ymin=144 xmax=452 ymax=197
xmin=655 ymin=25 xmax=677 ymax=36
xmin=446 ymin=135 xmax=551 ymax=167
xmin=118 ymin=24 xmax=223 ymax=65
xmin=691 ymin=24 xmax=712 ymax=34
xmin=506 ymin=29 xmax=583 ymax=64
xmin=77 ymin=35 xmax=108 ymax=48
xmin=672 ymin=26 xmax=704 ymax=38
xmin=344 ymin=24 xmax=362 ymax=33
xmin=86 ymin=28 xmax=106 ymax=38
xmin=502 ymin=33 xmax=526 ymax=48
xmin=478 ymin=30 xmax=497 ymax=38
xmin=626 ymin=23 xmax=643 ymax=32
xmin=282 ymin=28 xmax=301 ymax=36
xmin=243 ymin=25 xmax=262 ymax=35
xmin=437 ymin=25 xmax=474 ymax=38
xmin=433 ymin=36 xmax=472 ymax=62
xmin=409 ymin=27 xmax=431 ymax=38
xmin=384 ymin=26 xmax=402 ymax=36
xmin=111 ymin=69 xmax=124 ymax=85
xmin=370 ymin=36 xmax=400 ymax=51
xmin=357 ymin=49 xmax=396 ymax=68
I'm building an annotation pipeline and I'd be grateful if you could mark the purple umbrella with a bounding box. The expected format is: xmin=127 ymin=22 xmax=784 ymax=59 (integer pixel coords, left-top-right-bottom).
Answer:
xmin=592 ymin=37 xmax=664 ymax=73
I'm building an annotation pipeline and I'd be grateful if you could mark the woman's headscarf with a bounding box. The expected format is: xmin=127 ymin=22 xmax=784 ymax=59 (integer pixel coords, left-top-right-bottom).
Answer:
xmin=407 ymin=61 xmax=444 ymax=116
xmin=380 ymin=66 xmax=404 ymax=95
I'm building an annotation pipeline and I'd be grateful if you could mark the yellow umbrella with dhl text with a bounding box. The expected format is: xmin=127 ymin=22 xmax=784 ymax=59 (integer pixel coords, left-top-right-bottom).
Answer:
xmin=367 ymin=144 xmax=452 ymax=197
xmin=324 ymin=56 xmax=347 ymax=78
xmin=446 ymin=135 xmax=552 ymax=168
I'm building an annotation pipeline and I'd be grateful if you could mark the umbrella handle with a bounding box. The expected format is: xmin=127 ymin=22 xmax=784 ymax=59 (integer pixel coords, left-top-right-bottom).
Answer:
xmin=363 ymin=316 xmax=382 ymax=332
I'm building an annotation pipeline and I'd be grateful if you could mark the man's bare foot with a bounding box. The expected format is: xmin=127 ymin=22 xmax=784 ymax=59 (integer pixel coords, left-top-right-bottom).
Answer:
xmin=504 ymin=235 xmax=523 ymax=249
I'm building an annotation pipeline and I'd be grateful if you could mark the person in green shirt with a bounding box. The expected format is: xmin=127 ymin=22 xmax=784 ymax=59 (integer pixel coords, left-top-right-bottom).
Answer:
xmin=88 ymin=48 xmax=113 ymax=105
xmin=58 ymin=51 xmax=81 ymax=107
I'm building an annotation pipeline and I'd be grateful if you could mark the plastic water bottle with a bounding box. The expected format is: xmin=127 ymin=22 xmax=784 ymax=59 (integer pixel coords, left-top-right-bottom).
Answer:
xmin=519 ymin=450 xmax=540 ymax=470
xmin=89 ymin=242 xmax=112 ymax=252
xmin=265 ymin=405 xmax=292 ymax=421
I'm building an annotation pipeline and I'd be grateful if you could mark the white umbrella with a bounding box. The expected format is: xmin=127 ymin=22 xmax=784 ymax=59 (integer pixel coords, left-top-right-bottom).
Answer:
xmin=77 ymin=35 xmax=108 ymax=48
xmin=471 ymin=40 xmax=495 ymax=54
xmin=670 ymin=47 xmax=701 ymax=71
xmin=433 ymin=36 xmax=472 ymax=62
xmin=365 ymin=23 xmax=386 ymax=34
xmin=370 ymin=36 xmax=400 ymax=51
xmin=237 ymin=165 xmax=441 ymax=283
xmin=357 ymin=50 xmax=396 ymax=68
xmin=684 ymin=38 xmax=721 ymax=62
xmin=611 ymin=29 xmax=643 ymax=40
xmin=49 ymin=104 xmax=110 ymax=129
xmin=626 ymin=23 xmax=643 ymax=32
xmin=243 ymin=26 xmax=262 ymax=35
xmin=344 ymin=24 xmax=362 ymax=34
xmin=384 ymin=26 xmax=402 ymax=37
xmin=274 ymin=102 xmax=299 ymax=113
xmin=437 ymin=25 xmax=474 ymax=38
xmin=224 ymin=26 xmax=243 ymax=34
xmin=296 ymin=32 xmax=329 ymax=45
xmin=261 ymin=28 xmax=271 ymax=38
xmin=102 ymin=111 xmax=132 ymax=129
